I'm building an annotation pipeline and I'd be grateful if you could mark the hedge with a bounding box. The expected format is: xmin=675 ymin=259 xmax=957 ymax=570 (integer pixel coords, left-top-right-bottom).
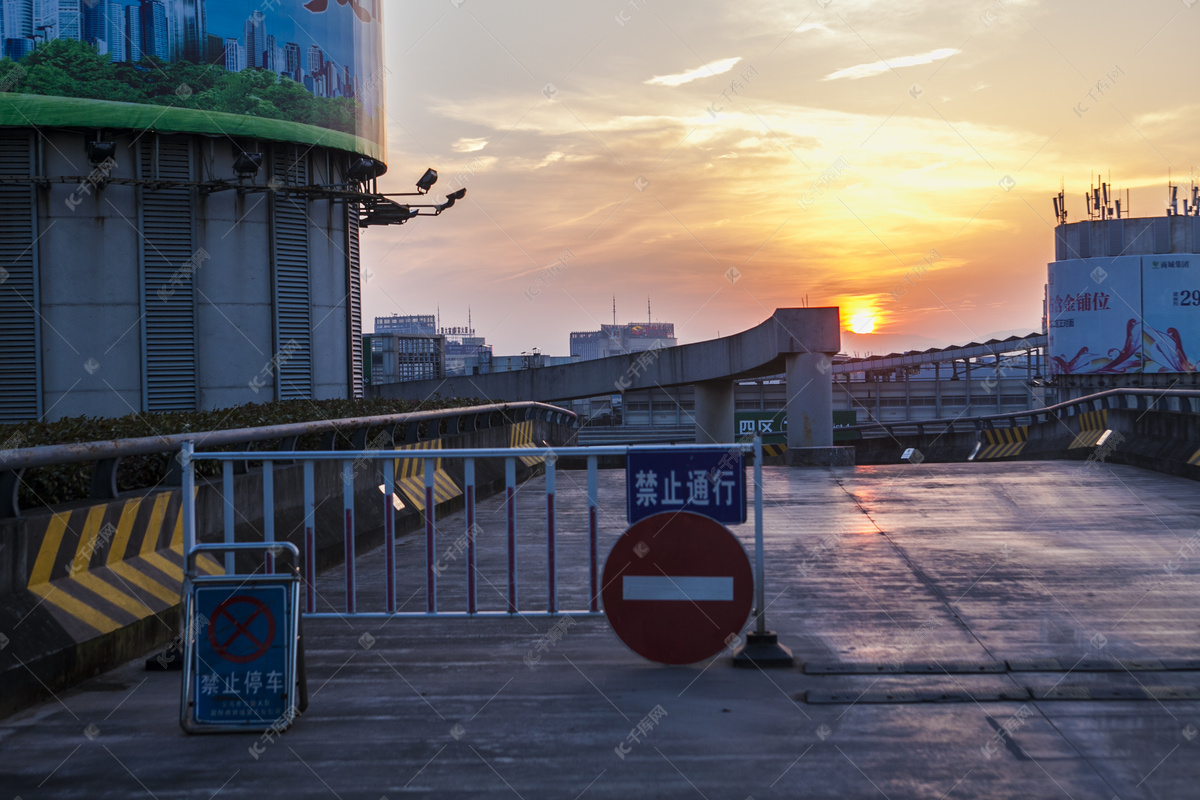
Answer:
xmin=0 ymin=396 xmax=485 ymax=510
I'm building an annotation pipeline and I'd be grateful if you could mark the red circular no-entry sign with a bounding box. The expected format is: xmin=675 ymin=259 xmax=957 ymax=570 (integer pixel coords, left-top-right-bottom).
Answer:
xmin=602 ymin=511 xmax=754 ymax=665
xmin=208 ymin=595 xmax=277 ymax=664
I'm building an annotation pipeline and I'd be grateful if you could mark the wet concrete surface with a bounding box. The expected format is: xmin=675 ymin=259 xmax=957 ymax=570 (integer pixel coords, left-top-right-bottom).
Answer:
xmin=2 ymin=461 xmax=1198 ymax=798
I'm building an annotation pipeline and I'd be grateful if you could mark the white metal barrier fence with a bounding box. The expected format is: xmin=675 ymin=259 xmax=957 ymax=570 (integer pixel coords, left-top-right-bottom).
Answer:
xmin=179 ymin=441 xmax=767 ymax=623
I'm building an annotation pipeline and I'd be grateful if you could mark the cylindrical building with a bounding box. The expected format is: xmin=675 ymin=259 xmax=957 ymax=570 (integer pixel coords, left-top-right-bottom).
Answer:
xmin=1047 ymin=213 xmax=1200 ymax=397
xmin=0 ymin=0 xmax=390 ymax=423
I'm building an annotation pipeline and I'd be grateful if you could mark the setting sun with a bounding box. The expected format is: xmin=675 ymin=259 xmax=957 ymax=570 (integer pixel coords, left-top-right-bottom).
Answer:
xmin=849 ymin=313 xmax=876 ymax=335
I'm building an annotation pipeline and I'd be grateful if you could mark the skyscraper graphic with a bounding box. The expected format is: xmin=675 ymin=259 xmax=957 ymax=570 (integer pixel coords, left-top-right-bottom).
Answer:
xmin=123 ymin=4 xmax=139 ymax=61
xmin=139 ymin=0 xmax=167 ymax=60
xmin=169 ymin=0 xmax=205 ymax=63
xmin=242 ymin=9 xmax=264 ymax=69
xmin=54 ymin=0 xmax=82 ymax=41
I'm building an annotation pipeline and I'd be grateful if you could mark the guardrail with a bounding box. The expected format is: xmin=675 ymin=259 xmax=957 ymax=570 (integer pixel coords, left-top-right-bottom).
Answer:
xmin=847 ymin=389 xmax=1200 ymax=440
xmin=0 ymin=402 xmax=576 ymax=518
xmin=181 ymin=442 xmax=767 ymax=622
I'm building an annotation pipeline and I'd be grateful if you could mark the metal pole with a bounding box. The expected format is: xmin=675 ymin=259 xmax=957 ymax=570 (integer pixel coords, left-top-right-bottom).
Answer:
xmin=546 ymin=455 xmax=557 ymax=614
xmin=754 ymin=435 xmax=766 ymax=635
xmin=587 ymin=455 xmax=599 ymax=613
xmin=263 ymin=460 xmax=274 ymax=574
xmin=222 ymin=461 xmax=235 ymax=574
xmin=384 ymin=457 xmax=396 ymax=614
xmin=181 ymin=442 xmax=196 ymax=573
xmin=466 ymin=458 xmax=477 ymax=615
xmin=506 ymin=457 xmax=517 ymax=613
xmin=424 ymin=457 xmax=437 ymax=613
xmin=303 ymin=460 xmax=316 ymax=614
xmin=343 ymin=460 xmax=356 ymax=614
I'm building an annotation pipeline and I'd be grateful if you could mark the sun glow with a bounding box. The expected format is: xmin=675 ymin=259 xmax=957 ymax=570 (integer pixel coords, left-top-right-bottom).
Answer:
xmin=849 ymin=312 xmax=876 ymax=334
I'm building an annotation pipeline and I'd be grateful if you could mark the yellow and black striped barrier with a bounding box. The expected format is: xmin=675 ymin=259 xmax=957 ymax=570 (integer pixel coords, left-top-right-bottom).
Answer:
xmin=1188 ymin=448 xmax=1200 ymax=467
xmin=393 ymin=439 xmax=462 ymax=511
xmin=510 ymin=421 xmax=546 ymax=467
xmin=1068 ymin=409 xmax=1108 ymax=449
xmin=761 ymin=443 xmax=787 ymax=458
xmin=976 ymin=426 xmax=1028 ymax=459
xmin=25 ymin=490 xmax=223 ymax=641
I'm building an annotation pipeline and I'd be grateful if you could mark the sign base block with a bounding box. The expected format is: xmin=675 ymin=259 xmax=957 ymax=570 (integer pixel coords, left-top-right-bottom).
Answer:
xmin=732 ymin=630 xmax=796 ymax=669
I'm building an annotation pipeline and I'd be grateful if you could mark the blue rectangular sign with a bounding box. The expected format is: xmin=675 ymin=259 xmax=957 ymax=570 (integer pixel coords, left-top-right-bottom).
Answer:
xmin=193 ymin=584 xmax=291 ymax=725
xmin=626 ymin=448 xmax=746 ymax=524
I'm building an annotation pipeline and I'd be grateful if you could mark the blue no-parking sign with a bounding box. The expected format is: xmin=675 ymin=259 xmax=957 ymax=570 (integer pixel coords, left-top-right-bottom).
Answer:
xmin=626 ymin=448 xmax=746 ymax=525
xmin=193 ymin=584 xmax=292 ymax=725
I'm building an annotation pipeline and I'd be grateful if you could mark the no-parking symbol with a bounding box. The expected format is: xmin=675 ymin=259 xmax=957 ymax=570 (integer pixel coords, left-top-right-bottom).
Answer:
xmin=208 ymin=595 xmax=277 ymax=664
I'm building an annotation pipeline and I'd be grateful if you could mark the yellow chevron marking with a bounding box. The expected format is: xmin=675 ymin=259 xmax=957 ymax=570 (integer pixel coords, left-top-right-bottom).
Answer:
xmin=1068 ymin=410 xmax=1109 ymax=449
xmin=1189 ymin=448 xmax=1200 ymax=467
xmin=140 ymin=493 xmax=184 ymax=582
xmin=73 ymin=505 xmax=107 ymax=569
xmin=393 ymin=440 xmax=461 ymax=510
xmin=107 ymin=497 xmax=180 ymax=605
xmin=978 ymin=427 xmax=1028 ymax=459
xmin=140 ymin=492 xmax=171 ymax=557
xmin=30 ymin=511 xmax=70 ymax=586
xmin=29 ymin=582 xmax=122 ymax=635
xmin=62 ymin=506 xmax=155 ymax=619
xmin=27 ymin=510 xmax=122 ymax=635
xmin=511 ymin=421 xmax=545 ymax=466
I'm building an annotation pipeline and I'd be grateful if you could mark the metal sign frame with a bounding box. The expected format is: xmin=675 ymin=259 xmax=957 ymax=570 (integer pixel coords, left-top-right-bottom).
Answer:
xmin=180 ymin=542 xmax=303 ymax=735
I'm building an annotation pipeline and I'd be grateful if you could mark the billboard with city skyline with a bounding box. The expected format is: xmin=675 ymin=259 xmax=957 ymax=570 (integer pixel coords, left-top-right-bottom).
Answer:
xmin=0 ymin=0 xmax=385 ymax=158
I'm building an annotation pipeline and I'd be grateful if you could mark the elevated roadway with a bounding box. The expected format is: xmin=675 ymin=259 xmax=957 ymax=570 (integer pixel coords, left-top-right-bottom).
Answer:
xmin=373 ymin=307 xmax=841 ymax=451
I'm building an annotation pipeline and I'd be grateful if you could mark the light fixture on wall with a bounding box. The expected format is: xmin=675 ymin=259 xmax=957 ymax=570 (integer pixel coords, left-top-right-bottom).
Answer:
xmin=233 ymin=152 xmax=263 ymax=179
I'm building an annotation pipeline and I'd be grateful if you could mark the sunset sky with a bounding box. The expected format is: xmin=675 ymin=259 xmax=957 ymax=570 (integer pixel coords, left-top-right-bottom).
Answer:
xmin=363 ymin=0 xmax=1198 ymax=357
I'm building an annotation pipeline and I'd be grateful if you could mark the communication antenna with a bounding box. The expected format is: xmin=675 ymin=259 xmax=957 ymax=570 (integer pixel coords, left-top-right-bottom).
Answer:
xmin=647 ymin=296 xmax=651 ymax=325
xmin=612 ymin=295 xmax=617 ymax=326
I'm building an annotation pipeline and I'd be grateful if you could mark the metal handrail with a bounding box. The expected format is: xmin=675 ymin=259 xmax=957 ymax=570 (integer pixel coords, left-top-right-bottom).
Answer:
xmin=0 ymin=401 xmax=576 ymax=471
xmin=846 ymin=388 xmax=1200 ymax=437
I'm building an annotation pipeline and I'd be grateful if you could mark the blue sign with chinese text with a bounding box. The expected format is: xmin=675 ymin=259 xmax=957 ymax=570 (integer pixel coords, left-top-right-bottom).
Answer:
xmin=193 ymin=584 xmax=291 ymax=725
xmin=626 ymin=448 xmax=746 ymax=525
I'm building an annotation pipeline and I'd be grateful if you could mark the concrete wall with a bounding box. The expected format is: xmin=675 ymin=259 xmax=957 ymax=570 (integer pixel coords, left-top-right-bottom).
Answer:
xmin=8 ymin=129 xmax=359 ymax=421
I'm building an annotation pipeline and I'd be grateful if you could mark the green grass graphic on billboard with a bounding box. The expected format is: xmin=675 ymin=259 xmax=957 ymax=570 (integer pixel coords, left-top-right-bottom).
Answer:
xmin=0 ymin=0 xmax=384 ymax=158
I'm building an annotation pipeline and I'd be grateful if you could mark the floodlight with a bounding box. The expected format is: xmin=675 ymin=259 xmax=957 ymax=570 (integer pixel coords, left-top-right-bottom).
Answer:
xmin=86 ymin=140 xmax=116 ymax=165
xmin=233 ymin=152 xmax=263 ymax=179
xmin=416 ymin=168 xmax=437 ymax=193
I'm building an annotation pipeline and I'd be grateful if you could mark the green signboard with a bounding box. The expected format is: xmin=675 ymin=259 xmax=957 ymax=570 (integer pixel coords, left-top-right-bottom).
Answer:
xmin=734 ymin=410 xmax=859 ymax=444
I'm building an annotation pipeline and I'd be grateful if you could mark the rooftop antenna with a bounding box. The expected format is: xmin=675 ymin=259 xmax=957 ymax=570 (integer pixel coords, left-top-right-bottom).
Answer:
xmin=1168 ymin=169 xmax=1178 ymax=216
xmin=1053 ymin=178 xmax=1067 ymax=225
xmin=647 ymin=296 xmax=651 ymax=325
xmin=612 ymin=295 xmax=616 ymax=326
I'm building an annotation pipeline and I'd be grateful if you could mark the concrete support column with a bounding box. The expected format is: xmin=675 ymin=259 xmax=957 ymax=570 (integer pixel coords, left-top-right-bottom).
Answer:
xmin=693 ymin=380 xmax=735 ymax=443
xmin=786 ymin=353 xmax=834 ymax=448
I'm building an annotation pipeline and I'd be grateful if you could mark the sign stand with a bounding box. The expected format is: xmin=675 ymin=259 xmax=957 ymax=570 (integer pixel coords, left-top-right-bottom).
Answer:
xmin=732 ymin=436 xmax=795 ymax=668
xmin=179 ymin=540 xmax=306 ymax=734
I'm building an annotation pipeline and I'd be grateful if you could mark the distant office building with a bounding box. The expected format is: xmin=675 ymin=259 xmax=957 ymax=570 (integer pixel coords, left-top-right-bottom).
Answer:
xmin=46 ymin=0 xmax=82 ymax=41
xmin=123 ymin=5 xmax=140 ymax=61
xmin=222 ymin=36 xmax=243 ymax=72
xmin=283 ymin=41 xmax=301 ymax=81
xmin=168 ymin=0 xmax=205 ymax=63
xmin=4 ymin=0 xmax=34 ymax=59
xmin=242 ymin=9 xmax=264 ymax=68
xmin=570 ymin=322 xmax=676 ymax=361
xmin=491 ymin=352 xmax=580 ymax=373
xmin=366 ymin=333 xmax=445 ymax=385
xmin=139 ymin=0 xmax=167 ymax=60
xmin=375 ymin=315 xmax=436 ymax=336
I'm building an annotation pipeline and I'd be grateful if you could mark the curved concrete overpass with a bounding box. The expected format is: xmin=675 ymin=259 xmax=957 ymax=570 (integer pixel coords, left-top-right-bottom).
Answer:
xmin=372 ymin=308 xmax=841 ymax=447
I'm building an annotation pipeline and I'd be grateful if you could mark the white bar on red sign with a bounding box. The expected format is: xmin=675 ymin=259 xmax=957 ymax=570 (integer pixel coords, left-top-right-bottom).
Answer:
xmin=622 ymin=576 xmax=733 ymax=602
